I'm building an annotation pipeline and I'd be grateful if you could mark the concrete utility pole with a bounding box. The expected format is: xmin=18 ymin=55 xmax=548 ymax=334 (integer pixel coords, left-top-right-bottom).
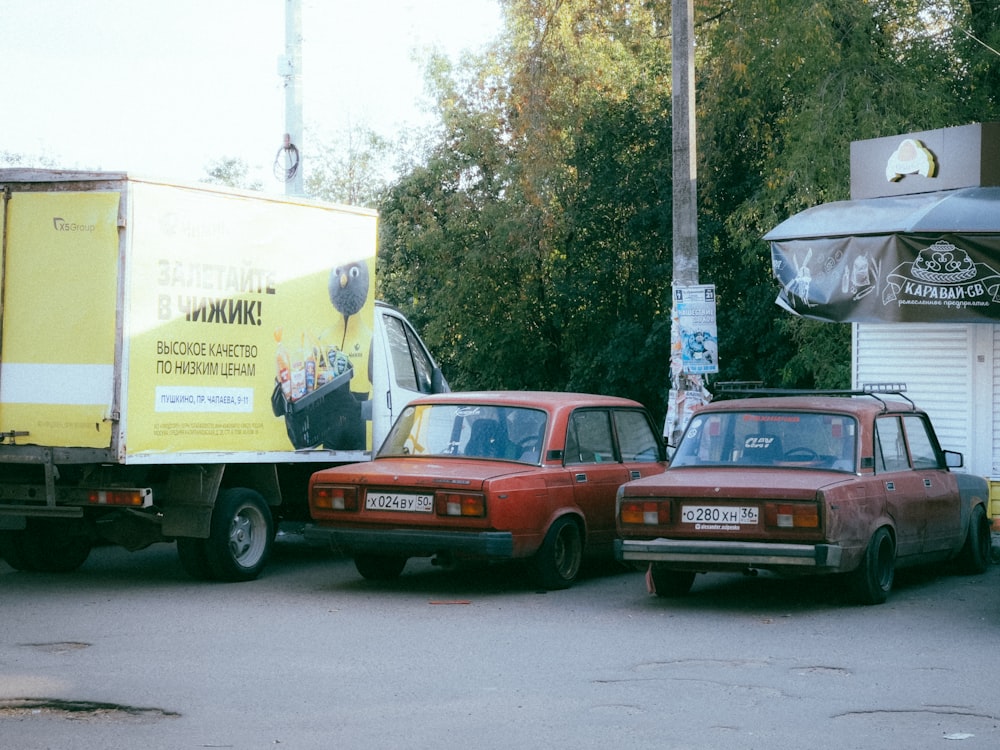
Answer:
xmin=672 ymin=0 xmax=698 ymax=288
xmin=665 ymin=0 xmax=705 ymax=445
xmin=278 ymin=0 xmax=304 ymax=196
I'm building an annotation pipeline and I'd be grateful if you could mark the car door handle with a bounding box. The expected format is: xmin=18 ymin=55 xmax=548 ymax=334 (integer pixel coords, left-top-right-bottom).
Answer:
xmin=575 ymin=473 xmax=588 ymax=483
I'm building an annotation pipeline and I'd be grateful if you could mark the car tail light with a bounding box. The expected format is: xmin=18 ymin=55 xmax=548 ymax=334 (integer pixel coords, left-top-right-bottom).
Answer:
xmin=436 ymin=492 xmax=486 ymax=517
xmin=764 ymin=502 xmax=819 ymax=529
xmin=312 ymin=484 xmax=358 ymax=512
xmin=620 ymin=500 xmax=669 ymax=525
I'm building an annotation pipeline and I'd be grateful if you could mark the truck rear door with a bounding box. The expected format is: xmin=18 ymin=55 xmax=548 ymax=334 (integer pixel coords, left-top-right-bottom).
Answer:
xmin=0 ymin=187 xmax=121 ymax=449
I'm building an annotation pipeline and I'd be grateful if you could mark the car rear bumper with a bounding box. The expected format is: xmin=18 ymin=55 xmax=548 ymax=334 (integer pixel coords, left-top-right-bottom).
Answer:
xmin=614 ymin=538 xmax=843 ymax=570
xmin=304 ymin=524 xmax=515 ymax=559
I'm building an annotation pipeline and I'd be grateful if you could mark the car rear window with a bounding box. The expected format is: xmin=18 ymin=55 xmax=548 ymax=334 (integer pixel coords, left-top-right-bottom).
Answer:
xmin=380 ymin=404 xmax=548 ymax=463
xmin=671 ymin=411 xmax=858 ymax=472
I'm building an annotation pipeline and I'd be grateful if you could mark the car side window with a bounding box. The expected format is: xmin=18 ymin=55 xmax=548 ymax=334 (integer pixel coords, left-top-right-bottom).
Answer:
xmin=874 ymin=416 xmax=910 ymax=472
xmin=565 ymin=410 xmax=615 ymax=465
xmin=614 ymin=409 xmax=661 ymax=462
xmin=902 ymin=415 xmax=942 ymax=470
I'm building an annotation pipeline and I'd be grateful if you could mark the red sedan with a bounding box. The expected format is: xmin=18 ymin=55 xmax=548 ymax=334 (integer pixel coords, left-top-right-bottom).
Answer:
xmin=306 ymin=391 xmax=666 ymax=589
xmin=615 ymin=389 xmax=993 ymax=604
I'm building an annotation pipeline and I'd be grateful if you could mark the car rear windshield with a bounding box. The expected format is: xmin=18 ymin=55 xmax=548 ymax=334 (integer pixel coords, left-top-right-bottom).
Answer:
xmin=670 ymin=411 xmax=858 ymax=472
xmin=379 ymin=404 xmax=549 ymax=463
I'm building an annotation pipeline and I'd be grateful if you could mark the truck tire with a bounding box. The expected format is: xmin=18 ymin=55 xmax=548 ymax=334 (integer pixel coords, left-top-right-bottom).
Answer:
xmin=0 ymin=520 xmax=91 ymax=573
xmin=176 ymin=537 xmax=215 ymax=580
xmin=203 ymin=489 xmax=274 ymax=582
xmin=0 ymin=530 xmax=34 ymax=571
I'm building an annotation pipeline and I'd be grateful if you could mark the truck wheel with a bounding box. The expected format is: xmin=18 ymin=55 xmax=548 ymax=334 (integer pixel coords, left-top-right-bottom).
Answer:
xmin=532 ymin=516 xmax=583 ymax=590
xmin=176 ymin=537 xmax=214 ymax=580
xmin=0 ymin=520 xmax=91 ymax=573
xmin=956 ymin=504 xmax=991 ymax=574
xmin=0 ymin=530 xmax=35 ymax=571
xmin=204 ymin=489 xmax=274 ymax=582
xmin=649 ymin=565 xmax=696 ymax=597
xmin=354 ymin=554 xmax=407 ymax=581
xmin=851 ymin=526 xmax=894 ymax=605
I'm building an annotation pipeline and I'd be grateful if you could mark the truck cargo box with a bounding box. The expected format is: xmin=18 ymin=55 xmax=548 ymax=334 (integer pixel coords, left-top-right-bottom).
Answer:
xmin=0 ymin=170 xmax=446 ymax=579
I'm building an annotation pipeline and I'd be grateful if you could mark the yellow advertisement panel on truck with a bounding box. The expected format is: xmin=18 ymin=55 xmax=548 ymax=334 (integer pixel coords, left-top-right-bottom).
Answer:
xmin=123 ymin=180 xmax=376 ymax=457
xmin=0 ymin=171 xmax=447 ymax=581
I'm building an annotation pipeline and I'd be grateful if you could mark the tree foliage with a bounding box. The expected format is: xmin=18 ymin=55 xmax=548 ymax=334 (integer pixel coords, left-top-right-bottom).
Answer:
xmin=305 ymin=124 xmax=394 ymax=208
xmin=378 ymin=0 xmax=1000 ymax=417
xmin=202 ymin=157 xmax=263 ymax=191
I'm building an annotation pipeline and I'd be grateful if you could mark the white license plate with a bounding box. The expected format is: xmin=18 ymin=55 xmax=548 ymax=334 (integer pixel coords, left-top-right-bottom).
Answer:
xmin=681 ymin=505 xmax=759 ymax=526
xmin=365 ymin=491 xmax=434 ymax=513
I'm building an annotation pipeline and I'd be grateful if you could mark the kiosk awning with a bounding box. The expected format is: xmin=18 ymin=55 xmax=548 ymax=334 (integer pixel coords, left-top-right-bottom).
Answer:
xmin=765 ymin=187 xmax=1000 ymax=323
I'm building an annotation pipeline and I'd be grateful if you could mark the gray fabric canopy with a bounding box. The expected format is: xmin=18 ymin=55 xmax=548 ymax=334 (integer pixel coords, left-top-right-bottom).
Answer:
xmin=765 ymin=187 xmax=1000 ymax=240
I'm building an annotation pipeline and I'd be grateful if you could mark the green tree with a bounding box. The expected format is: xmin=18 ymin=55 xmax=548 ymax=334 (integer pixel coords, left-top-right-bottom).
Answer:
xmin=379 ymin=0 xmax=1000 ymax=409
xmin=305 ymin=124 xmax=394 ymax=209
xmin=202 ymin=157 xmax=263 ymax=191
xmin=697 ymin=0 xmax=975 ymax=388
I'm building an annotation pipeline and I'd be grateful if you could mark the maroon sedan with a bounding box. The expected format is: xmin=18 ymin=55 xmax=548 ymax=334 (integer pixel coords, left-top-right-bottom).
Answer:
xmin=615 ymin=389 xmax=992 ymax=604
xmin=306 ymin=391 xmax=666 ymax=589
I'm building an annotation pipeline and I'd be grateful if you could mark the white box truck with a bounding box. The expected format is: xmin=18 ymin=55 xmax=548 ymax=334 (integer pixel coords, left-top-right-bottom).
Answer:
xmin=0 ymin=170 xmax=446 ymax=580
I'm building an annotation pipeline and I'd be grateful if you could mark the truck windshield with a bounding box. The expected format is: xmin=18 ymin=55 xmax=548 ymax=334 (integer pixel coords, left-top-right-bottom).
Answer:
xmin=671 ymin=411 xmax=858 ymax=472
xmin=380 ymin=404 xmax=548 ymax=463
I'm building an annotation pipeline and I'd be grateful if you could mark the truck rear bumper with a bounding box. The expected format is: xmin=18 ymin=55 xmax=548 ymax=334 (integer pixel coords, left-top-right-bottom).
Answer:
xmin=615 ymin=538 xmax=843 ymax=569
xmin=304 ymin=524 xmax=515 ymax=559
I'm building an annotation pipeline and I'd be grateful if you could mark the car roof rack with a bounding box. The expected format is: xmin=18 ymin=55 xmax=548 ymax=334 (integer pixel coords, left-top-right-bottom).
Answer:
xmin=711 ymin=382 xmax=915 ymax=410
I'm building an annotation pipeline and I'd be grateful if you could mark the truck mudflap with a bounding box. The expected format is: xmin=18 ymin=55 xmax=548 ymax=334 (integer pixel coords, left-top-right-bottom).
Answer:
xmin=614 ymin=538 xmax=843 ymax=569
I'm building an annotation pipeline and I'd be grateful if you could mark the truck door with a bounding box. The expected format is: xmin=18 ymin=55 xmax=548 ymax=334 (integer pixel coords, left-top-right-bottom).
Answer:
xmin=370 ymin=306 xmax=446 ymax=449
xmin=0 ymin=188 xmax=121 ymax=449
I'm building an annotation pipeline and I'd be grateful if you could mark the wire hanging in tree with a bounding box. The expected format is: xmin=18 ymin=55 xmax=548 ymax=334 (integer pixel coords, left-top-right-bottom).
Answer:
xmin=273 ymin=134 xmax=300 ymax=182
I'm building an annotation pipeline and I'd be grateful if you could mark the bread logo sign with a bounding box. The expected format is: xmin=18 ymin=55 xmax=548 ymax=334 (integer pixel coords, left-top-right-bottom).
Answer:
xmin=882 ymin=240 xmax=1000 ymax=310
xmin=885 ymin=138 xmax=937 ymax=182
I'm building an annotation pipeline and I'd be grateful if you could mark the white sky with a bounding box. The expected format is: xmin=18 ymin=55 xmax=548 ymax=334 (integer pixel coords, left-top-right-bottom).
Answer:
xmin=0 ymin=0 xmax=502 ymax=188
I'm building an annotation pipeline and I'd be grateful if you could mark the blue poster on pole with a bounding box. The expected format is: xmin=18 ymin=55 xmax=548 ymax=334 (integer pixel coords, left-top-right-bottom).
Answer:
xmin=675 ymin=284 xmax=719 ymax=375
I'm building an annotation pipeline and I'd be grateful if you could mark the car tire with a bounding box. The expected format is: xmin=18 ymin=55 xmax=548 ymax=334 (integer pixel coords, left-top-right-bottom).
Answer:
xmin=532 ymin=516 xmax=583 ymax=590
xmin=354 ymin=554 xmax=407 ymax=581
xmin=956 ymin=504 xmax=991 ymax=574
xmin=649 ymin=565 xmax=696 ymax=597
xmin=852 ymin=526 xmax=895 ymax=605
xmin=203 ymin=489 xmax=274 ymax=582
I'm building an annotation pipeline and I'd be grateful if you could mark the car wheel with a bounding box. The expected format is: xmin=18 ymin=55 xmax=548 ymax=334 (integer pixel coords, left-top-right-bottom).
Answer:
xmin=649 ymin=565 xmax=696 ymax=597
xmin=354 ymin=554 xmax=407 ymax=581
xmin=956 ymin=504 xmax=991 ymax=574
xmin=852 ymin=526 xmax=895 ymax=605
xmin=532 ymin=516 xmax=583 ymax=590
xmin=203 ymin=489 xmax=274 ymax=582
xmin=177 ymin=537 xmax=215 ymax=580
